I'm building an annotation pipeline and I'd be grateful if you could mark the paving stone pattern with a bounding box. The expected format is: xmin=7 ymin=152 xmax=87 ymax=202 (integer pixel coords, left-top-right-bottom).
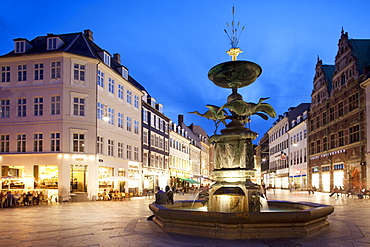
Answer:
xmin=0 ymin=190 xmax=369 ymax=247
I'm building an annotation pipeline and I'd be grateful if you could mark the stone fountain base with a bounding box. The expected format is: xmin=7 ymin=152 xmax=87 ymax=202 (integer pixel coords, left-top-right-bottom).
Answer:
xmin=149 ymin=200 xmax=334 ymax=239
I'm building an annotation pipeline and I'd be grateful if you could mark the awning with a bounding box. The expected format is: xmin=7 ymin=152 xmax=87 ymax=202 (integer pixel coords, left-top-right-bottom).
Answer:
xmin=178 ymin=177 xmax=199 ymax=184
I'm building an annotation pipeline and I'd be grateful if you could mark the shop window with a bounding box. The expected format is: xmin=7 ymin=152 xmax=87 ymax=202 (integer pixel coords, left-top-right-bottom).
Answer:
xmin=34 ymin=165 xmax=58 ymax=189
xmin=98 ymin=166 xmax=114 ymax=189
xmin=2 ymin=166 xmax=25 ymax=189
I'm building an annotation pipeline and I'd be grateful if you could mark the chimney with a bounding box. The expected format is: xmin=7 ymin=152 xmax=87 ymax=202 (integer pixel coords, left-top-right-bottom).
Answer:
xmin=113 ymin=53 xmax=121 ymax=64
xmin=84 ymin=29 xmax=93 ymax=41
xmin=178 ymin=114 xmax=184 ymax=125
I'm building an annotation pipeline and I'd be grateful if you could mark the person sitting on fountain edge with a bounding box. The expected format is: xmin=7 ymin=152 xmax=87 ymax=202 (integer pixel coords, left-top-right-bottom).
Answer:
xmin=165 ymin=185 xmax=174 ymax=204
xmin=155 ymin=188 xmax=168 ymax=204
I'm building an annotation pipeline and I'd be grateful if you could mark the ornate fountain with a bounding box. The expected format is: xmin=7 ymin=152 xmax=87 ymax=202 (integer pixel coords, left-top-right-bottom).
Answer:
xmin=149 ymin=8 xmax=334 ymax=239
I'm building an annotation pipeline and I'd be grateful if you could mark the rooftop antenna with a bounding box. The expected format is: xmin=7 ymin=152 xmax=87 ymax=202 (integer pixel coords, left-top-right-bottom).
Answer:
xmin=224 ymin=6 xmax=245 ymax=61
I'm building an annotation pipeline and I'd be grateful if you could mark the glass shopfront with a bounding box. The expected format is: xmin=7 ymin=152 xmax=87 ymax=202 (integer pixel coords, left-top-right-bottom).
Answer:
xmin=322 ymin=173 xmax=331 ymax=192
xmin=98 ymin=166 xmax=114 ymax=189
xmin=1 ymin=166 xmax=25 ymax=190
xmin=34 ymin=165 xmax=58 ymax=189
xmin=70 ymin=165 xmax=87 ymax=192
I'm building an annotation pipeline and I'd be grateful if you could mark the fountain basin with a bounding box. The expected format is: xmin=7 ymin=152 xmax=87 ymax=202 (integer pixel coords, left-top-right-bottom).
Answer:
xmin=149 ymin=200 xmax=334 ymax=239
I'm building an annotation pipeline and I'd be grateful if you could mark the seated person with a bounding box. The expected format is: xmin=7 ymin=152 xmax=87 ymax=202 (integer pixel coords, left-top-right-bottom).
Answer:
xmin=154 ymin=188 xmax=168 ymax=204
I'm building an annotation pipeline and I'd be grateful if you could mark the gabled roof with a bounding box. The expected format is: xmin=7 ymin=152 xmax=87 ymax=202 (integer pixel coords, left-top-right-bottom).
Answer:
xmin=350 ymin=39 xmax=370 ymax=73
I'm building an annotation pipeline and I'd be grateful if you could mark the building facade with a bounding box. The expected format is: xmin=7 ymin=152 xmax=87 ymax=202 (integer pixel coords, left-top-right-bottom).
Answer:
xmin=308 ymin=30 xmax=369 ymax=192
xmin=0 ymin=30 xmax=143 ymax=200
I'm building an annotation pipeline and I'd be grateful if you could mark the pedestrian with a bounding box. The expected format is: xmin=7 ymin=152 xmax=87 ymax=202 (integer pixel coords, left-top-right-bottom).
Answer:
xmin=329 ymin=186 xmax=339 ymax=197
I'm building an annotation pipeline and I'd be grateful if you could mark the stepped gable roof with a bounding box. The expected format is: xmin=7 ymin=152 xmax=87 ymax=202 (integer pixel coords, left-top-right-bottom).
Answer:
xmin=350 ymin=39 xmax=370 ymax=73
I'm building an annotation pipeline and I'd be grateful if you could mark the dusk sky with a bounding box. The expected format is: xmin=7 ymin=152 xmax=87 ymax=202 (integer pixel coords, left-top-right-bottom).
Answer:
xmin=2 ymin=1 xmax=370 ymax=143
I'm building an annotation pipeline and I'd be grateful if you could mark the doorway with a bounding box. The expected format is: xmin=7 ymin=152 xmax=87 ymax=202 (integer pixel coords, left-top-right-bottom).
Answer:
xmin=70 ymin=165 xmax=87 ymax=192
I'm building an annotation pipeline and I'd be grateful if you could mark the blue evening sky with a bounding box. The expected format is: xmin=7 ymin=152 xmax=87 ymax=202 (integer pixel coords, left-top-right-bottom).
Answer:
xmin=1 ymin=0 xmax=370 ymax=143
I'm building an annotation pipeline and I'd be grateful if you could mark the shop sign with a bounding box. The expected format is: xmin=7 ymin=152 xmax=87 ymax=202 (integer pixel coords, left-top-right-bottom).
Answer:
xmin=75 ymin=158 xmax=84 ymax=162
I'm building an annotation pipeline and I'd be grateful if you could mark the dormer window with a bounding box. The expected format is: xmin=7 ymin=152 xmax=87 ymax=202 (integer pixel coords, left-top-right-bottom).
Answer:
xmin=103 ymin=52 xmax=111 ymax=66
xmin=48 ymin=38 xmax=57 ymax=50
xmin=47 ymin=36 xmax=64 ymax=50
xmin=15 ymin=40 xmax=25 ymax=53
xmin=122 ymin=68 xmax=128 ymax=80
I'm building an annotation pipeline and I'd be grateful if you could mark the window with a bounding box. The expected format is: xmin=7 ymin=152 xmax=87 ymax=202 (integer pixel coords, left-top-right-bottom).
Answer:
xmin=108 ymin=107 xmax=114 ymax=125
xmin=34 ymin=63 xmax=44 ymax=80
xmin=316 ymin=140 xmax=321 ymax=153
xmin=330 ymin=134 xmax=335 ymax=149
xmin=134 ymin=95 xmax=139 ymax=108
xmin=323 ymin=137 xmax=327 ymax=151
xmin=349 ymin=125 xmax=360 ymax=143
xmin=15 ymin=41 xmax=25 ymax=53
xmin=51 ymin=132 xmax=60 ymax=152
xmin=126 ymin=145 xmax=132 ymax=159
xmin=17 ymin=65 xmax=27 ymax=81
xmin=50 ymin=61 xmax=61 ymax=79
xmin=0 ymin=134 xmax=10 ymax=153
xmin=1 ymin=66 xmax=10 ymax=83
xmin=108 ymin=139 xmax=114 ymax=156
xmin=118 ymin=142 xmax=123 ymax=158
xmin=329 ymin=107 xmax=335 ymax=121
xmin=73 ymin=97 xmax=85 ymax=116
xmin=73 ymin=63 xmax=85 ymax=81
xmin=126 ymin=117 xmax=132 ymax=131
xmin=159 ymin=137 xmax=163 ymax=149
xmin=108 ymin=78 xmax=114 ymax=94
xmin=143 ymin=153 xmax=148 ymax=166
xmin=143 ymin=109 xmax=148 ymax=123
xmin=34 ymin=97 xmax=43 ymax=116
xmin=33 ymin=133 xmax=43 ymax=152
xmin=1 ymin=99 xmax=10 ymax=118
xmin=341 ymin=73 xmax=346 ymax=85
xmin=322 ymin=111 xmax=327 ymax=125
xmin=349 ymin=93 xmax=359 ymax=111
xmin=165 ymin=139 xmax=168 ymax=151
xmin=143 ymin=131 xmax=148 ymax=144
xmin=97 ymin=136 xmax=103 ymax=154
xmin=97 ymin=70 xmax=104 ymax=87
xmin=118 ymin=84 xmax=124 ymax=99
xmin=47 ymin=37 xmax=57 ymax=50
xmin=126 ymin=90 xmax=132 ymax=104
xmin=134 ymin=120 xmax=139 ymax=134
xmin=322 ymin=166 xmax=330 ymax=172
xmin=17 ymin=134 xmax=26 ymax=152
xmin=118 ymin=112 xmax=124 ymax=128
xmin=134 ymin=147 xmax=139 ymax=161
xmin=338 ymin=102 xmax=344 ymax=117
xmin=338 ymin=130 xmax=344 ymax=146
xmin=51 ymin=96 xmax=60 ymax=115
xmin=103 ymin=52 xmax=111 ymax=66
xmin=304 ymin=129 xmax=307 ymax=139
xmin=73 ymin=134 xmax=84 ymax=152
xmin=334 ymin=164 xmax=344 ymax=170
xmin=122 ymin=68 xmax=128 ymax=80
xmin=97 ymin=102 xmax=103 ymax=120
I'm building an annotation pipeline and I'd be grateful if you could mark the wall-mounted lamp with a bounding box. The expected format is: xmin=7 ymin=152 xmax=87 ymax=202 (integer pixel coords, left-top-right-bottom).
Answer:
xmin=103 ymin=105 xmax=110 ymax=122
